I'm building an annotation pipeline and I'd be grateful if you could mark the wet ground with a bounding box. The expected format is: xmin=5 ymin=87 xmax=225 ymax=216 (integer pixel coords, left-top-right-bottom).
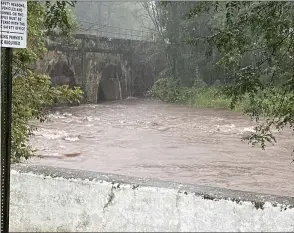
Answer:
xmin=26 ymin=98 xmax=294 ymax=197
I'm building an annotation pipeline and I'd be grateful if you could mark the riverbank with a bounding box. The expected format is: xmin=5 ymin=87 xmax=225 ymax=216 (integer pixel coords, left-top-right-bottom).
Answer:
xmin=149 ymin=78 xmax=248 ymax=111
xmin=173 ymin=87 xmax=247 ymax=111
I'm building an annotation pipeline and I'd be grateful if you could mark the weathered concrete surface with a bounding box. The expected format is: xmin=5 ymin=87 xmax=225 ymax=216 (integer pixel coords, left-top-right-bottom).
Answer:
xmin=10 ymin=164 xmax=294 ymax=232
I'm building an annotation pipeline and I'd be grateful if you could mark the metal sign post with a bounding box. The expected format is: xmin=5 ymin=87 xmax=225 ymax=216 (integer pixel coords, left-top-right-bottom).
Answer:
xmin=1 ymin=47 xmax=13 ymax=233
xmin=1 ymin=1 xmax=27 ymax=233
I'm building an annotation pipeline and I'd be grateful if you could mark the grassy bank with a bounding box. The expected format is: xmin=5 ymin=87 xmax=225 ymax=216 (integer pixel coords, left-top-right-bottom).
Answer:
xmin=149 ymin=78 xmax=248 ymax=112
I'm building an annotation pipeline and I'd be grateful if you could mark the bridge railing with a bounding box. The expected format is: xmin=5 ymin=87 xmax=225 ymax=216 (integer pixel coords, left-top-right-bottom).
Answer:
xmin=77 ymin=22 xmax=157 ymax=42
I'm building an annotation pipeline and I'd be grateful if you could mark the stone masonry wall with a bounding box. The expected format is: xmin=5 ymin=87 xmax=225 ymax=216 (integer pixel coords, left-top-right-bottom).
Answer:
xmin=34 ymin=36 xmax=161 ymax=103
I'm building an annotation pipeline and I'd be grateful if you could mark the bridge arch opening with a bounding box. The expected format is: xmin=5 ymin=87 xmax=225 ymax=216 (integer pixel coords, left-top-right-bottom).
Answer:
xmin=97 ymin=63 xmax=123 ymax=103
xmin=49 ymin=60 xmax=76 ymax=88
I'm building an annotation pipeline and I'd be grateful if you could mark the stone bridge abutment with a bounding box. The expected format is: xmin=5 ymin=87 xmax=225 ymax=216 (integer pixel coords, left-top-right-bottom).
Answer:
xmin=35 ymin=34 xmax=162 ymax=103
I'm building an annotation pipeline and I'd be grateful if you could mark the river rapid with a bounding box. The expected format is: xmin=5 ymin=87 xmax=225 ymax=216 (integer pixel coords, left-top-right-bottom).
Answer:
xmin=26 ymin=98 xmax=294 ymax=197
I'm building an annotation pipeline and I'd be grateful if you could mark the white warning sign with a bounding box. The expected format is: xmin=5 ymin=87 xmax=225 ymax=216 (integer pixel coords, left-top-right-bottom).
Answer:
xmin=0 ymin=1 xmax=27 ymax=48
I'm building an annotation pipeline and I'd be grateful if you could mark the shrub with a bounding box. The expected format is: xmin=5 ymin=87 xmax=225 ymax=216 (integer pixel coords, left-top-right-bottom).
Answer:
xmin=12 ymin=74 xmax=83 ymax=162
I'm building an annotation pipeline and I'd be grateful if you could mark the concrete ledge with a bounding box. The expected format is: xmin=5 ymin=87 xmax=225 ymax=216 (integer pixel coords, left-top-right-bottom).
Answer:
xmin=10 ymin=164 xmax=294 ymax=232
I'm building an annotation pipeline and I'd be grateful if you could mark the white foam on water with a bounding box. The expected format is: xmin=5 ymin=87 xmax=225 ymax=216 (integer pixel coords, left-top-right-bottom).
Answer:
xmin=126 ymin=96 xmax=138 ymax=100
xmin=208 ymin=124 xmax=256 ymax=135
xmin=48 ymin=112 xmax=66 ymax=119
xmin=33 ymin=128 xmax=68 ymax=139
xmin=82 ymin=116 xmax=101 ymax=122
xmin=63 ymin=136 xmax=80 ymax=142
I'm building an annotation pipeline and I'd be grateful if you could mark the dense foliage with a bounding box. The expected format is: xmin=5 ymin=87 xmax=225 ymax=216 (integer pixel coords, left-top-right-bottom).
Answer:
xmin=149 ymin=1 xmax=294 ymax=150
xmin=188 ymin=1 xmax=294 ymax=148
xmin=5 ymin=1 xmax=83 ymax=162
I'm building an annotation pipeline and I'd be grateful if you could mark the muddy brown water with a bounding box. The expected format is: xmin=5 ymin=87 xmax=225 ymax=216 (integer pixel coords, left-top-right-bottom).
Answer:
xmin=26 ymin=98 xmax=294 ymax=197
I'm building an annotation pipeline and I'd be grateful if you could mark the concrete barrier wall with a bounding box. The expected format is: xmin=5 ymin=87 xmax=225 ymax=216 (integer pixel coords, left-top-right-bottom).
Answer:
xmin=10 ymin=165 xmax=294 ymax=232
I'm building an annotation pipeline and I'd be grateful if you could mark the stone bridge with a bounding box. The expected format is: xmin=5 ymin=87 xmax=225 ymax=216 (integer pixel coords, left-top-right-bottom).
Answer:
xmin=35 ymin=34 xmax=165 ymax=103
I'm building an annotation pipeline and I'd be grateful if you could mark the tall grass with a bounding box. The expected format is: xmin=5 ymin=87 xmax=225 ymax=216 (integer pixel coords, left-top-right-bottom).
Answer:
xmin=150 ymin=78 xmax=248 ymax=111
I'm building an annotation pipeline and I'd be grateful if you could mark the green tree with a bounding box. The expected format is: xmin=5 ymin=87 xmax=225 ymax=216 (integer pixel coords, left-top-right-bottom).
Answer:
xmin=144 ymin=1 xmax=224 ymax=86
xmin=188 ymin=1 xmax=294 ymax=149
xmin=5 ymin=1 xmax=83 ymax=162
